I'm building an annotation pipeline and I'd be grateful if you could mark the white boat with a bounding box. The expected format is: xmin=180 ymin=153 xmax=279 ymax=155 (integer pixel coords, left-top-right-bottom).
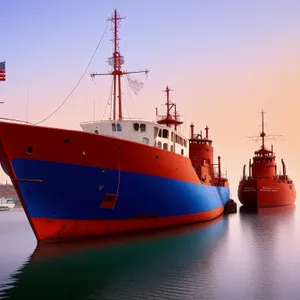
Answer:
xmin=0 ymin=196 xmax=15 ymax=211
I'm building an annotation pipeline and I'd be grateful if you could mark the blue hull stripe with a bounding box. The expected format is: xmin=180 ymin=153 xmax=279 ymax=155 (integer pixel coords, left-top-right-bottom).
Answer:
xmin=12 ymin=159 xmax=230 ymax=220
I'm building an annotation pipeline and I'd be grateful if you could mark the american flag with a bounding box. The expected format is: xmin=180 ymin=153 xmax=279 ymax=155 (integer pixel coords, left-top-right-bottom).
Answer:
xmin=0 ymin=61 xmax=6 ymax=81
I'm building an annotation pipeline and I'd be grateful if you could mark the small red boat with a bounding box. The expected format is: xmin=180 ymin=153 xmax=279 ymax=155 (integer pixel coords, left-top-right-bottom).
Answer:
xmin=238 ymin=110 xmax=296 ymax=208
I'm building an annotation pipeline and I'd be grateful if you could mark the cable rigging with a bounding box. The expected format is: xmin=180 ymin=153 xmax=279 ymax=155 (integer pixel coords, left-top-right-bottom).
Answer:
xmin=33 ymin=20 xmax=109 ymax=125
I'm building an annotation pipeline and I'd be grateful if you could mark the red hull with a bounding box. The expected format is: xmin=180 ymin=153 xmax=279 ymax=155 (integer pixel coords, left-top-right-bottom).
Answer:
xmin=238 ymin=179 xmax=296 ymax=208
xmin=30 ymin=206 xmax=224 ymax=242
xmin=0 ymin=121 xmax=229 ymax=243
xmin=31 ymin=216 xmax=226 ymax=262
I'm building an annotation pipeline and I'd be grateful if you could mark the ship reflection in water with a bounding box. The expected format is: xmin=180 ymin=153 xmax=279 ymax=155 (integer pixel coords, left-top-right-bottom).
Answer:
xmin=237 ymin=204 xmax=298 ymax=300
xmin=0 ymin=216 xmax=229 ymax=300
xmin=1 ymin=205 xmax=300 ymax=300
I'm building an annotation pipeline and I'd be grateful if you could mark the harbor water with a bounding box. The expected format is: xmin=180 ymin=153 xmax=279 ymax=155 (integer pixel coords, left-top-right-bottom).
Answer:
xmin=0 ymin=205 xmax=299 ymax=300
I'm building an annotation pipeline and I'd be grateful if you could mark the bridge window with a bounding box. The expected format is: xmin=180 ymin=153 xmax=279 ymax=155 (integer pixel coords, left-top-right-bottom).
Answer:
xmin=163 ymin=143 xmax=168 ymax=150
xmin=158 ymin=129 xmax=162 ymax=137
xmin=162 ymin=129 xmax=169 ymax=138
xmin=140 ymin=123 xmax=146 ymax=132
xmin=157 ymin=141 xmax=162 ymax=148
xmin=133 ymin=123 xmax=139 ymax=131
xmin=181 ymin=149 xmax=184 ymax=155
xmin=171 ymin=132 xmax=174 ymax=142
xmin=154 ymin=127 xmax=158 ymax=138
xmin=174 ymin=134 xmax=184 ymax=145
xmin=112 ymin=123 xmax=122 ymax=132
xmin=170 ymin=145 xmax=174 ymax=152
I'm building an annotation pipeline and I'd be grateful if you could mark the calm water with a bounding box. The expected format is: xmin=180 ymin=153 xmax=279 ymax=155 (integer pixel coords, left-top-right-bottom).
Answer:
xmin=0 ymin=206 xmax=300 ymax=300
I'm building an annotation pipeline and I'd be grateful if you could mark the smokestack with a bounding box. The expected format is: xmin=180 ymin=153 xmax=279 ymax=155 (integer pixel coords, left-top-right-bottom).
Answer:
xmin=249 ymin=159 xmax=252 ymax=177
xmin=190 ymin=123 xmax=195 ymax=139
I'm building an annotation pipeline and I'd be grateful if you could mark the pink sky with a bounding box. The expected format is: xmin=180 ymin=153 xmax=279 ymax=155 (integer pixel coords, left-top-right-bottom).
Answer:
xmin=1 ymin=1 xmax=300 ymax=198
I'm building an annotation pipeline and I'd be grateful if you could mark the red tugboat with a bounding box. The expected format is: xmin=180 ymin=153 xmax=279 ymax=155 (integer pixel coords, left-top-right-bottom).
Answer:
xmin=238 ymin=110 xmax=296 ymax=208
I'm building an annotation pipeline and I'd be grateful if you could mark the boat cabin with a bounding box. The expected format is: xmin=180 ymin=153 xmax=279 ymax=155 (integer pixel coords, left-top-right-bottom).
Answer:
xmin=80 ymin=119 xmax=189 ymax=157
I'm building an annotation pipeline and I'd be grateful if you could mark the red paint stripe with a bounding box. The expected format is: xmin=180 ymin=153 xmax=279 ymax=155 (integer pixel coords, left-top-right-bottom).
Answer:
xmin=31 ymin=206 xmax=224 ymax=243
xmin=0 ymin=121 xmax=201 ymax=183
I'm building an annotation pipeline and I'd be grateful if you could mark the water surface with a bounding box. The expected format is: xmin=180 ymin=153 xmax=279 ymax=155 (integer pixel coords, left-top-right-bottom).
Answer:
xmin=0 ymin=206 xmax=299 ymax=299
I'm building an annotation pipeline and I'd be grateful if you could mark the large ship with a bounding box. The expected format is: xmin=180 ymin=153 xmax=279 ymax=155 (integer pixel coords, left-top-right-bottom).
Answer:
xmin=238 ymin=110 xmax=296 ymax=208
xmin=0 ymin=9 xmax=230 ymax=243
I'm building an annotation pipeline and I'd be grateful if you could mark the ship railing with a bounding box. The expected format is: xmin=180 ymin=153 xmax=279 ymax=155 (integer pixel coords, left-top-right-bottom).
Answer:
xmin=212 ymin=172 xmax=227 ymax=180
xmin=80 ymin=117 xmax=146 ymax=125
xmin=212 ymin=177 xmax=228 ymax=187
xmin=0 ymin=117 xmax=33 ymax=125
xmin=213 ymin=166 xmax=227 ymax=179
xmin=240 ymin=176 xmax=253 ymax=180
xmin=275 ymin=175 xmax=292 ymax=183
xmin=156 ymin=114 xmax=182 ymax=122
xmin=190 ymin=157 xmax=227 ymax=179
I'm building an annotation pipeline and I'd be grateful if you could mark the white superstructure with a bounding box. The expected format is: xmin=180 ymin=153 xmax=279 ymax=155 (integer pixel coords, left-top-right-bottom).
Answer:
xmin=80 ymin=119 xmax=189 ymax=157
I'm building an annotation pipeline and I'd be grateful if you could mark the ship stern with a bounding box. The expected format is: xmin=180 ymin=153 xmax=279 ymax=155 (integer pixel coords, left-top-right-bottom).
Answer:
xmin=238 ymin=179 xmax=258 ymax=208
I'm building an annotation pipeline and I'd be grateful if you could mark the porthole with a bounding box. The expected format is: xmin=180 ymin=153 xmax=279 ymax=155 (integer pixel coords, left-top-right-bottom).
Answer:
xmin=26 ymin=146 xmax=33 ymax=154
xmin=64 ymin=138 xmax=69 ymax=144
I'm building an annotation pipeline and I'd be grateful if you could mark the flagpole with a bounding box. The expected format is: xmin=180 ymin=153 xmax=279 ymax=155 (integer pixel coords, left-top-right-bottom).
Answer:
xmin=93 ymin=97 xmax=96 ymax=123
xmin=26 ymin=88 xmax=29 ymax=123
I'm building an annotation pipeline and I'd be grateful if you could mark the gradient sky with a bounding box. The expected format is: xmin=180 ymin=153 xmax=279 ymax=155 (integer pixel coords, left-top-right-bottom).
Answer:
xmin=1 ymin=0 xmax=300 ymax=196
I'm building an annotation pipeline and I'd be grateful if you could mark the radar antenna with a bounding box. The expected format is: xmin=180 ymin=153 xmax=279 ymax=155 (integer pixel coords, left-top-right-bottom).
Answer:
xmin=246 ymin=109 xmax=283 ymax=147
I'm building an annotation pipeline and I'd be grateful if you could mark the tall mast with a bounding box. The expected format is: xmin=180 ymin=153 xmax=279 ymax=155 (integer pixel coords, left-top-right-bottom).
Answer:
xmin=165 ymin=85 xmax=173 ymax=118
xmin=246 ymin=109 xmax=282 ymax=150
xmin=157 ymin=85 xmax=183 ymax=129
xmin=260 ymin=109 xmax=266 ymax=148
xmin=90 ymin=9 xmax=149 ymax=121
